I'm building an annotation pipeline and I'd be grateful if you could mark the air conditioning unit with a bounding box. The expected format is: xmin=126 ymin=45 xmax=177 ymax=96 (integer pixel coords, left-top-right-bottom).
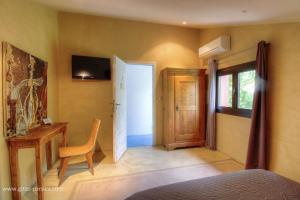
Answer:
xmin=198 ymin=36 xmax=230 ymax=58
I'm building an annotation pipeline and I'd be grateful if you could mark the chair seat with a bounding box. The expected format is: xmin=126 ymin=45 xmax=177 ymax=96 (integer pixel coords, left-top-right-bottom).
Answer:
xmin=59 ymin=144 xmax=91 ymax=158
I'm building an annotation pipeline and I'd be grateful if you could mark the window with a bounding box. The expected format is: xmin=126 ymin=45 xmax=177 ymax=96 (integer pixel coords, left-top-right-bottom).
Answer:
xmin=218 ymin=74 xmax=232 ymax=107
xmin=217 ymin=61 xmax=256 ymax=118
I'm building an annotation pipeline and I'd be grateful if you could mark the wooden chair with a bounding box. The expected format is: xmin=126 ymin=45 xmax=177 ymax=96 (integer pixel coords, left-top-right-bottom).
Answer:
xmin=58 ymin=118 xmax=101 ymax=185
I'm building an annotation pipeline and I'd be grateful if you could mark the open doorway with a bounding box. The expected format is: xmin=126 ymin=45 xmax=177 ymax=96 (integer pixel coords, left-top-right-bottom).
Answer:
xmin=112 ymin=56 xmax=155 ymax=162
xmin=126 ymin=64 xmax=154 ymax=147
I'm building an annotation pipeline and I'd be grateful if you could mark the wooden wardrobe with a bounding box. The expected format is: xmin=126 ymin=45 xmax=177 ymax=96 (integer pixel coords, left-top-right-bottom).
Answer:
xmin=162 ymin=68 xmax=206 ymax=150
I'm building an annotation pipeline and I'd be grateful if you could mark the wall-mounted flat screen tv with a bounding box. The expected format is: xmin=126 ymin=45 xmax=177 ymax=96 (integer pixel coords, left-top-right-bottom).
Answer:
xmin=72 ymin=55 xmax=111 ymax=80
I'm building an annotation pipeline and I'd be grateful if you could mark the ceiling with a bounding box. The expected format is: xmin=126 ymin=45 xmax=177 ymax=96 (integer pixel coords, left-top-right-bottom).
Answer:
xmin=33 ymin=0 xmax=300 ymax=28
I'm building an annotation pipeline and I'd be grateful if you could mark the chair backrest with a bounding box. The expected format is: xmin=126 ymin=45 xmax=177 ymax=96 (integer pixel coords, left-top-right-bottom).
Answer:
xmin=86 ymin=118 xmax=101 ymax=151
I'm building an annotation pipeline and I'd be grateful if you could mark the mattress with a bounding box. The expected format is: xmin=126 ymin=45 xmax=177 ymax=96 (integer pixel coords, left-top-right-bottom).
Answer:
xmin=126 ymin=169 xmax=300 ymax=200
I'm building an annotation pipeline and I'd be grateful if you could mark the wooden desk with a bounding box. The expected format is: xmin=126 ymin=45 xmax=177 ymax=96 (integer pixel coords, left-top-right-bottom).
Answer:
xmin=7 ymin=123 xmax=68 ymax=200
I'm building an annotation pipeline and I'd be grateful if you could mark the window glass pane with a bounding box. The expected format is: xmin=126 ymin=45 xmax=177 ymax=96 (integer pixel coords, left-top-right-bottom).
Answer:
xmin=238 ymin=70 xmax=255 ymax=109
xmin=218 ymin=74 xmax=232 ymax=107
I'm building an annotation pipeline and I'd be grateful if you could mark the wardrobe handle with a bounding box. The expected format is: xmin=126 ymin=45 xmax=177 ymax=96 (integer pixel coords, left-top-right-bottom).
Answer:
xmin=176 ymin=105 xmax=179 ymax=111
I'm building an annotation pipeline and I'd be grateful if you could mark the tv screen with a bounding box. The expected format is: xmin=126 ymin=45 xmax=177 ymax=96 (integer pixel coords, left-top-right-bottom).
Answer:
xmin=72 ymin=55 xmax=111 ymax=80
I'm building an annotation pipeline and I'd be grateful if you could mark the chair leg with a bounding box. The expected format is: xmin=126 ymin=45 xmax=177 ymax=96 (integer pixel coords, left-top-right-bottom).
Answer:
xmin=59 ymin=157 xmax=69 ymax=186
xmin=58 ymin=158 xmax=64 ymax=176
xmin=86 ymin=151 xmax=94 ymax=175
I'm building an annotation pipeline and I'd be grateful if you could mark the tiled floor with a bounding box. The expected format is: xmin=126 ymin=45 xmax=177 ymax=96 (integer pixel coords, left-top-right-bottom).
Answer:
xmin=127 ymin=134 xmax=153 ymax=147
xmin=24 ymin=147 xmax=243 ymax=200
xmin=71 ymin=159 xmax=243 ymax=200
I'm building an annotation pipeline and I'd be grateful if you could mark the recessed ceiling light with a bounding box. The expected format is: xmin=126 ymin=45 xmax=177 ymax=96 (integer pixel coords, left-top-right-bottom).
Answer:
xmin=182 ymin=21 xmax=187 ymax=25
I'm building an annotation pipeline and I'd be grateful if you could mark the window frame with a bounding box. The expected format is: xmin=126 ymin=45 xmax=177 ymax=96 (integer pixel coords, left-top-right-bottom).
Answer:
xmin=216 ymin=61 xmax=256 ymax=118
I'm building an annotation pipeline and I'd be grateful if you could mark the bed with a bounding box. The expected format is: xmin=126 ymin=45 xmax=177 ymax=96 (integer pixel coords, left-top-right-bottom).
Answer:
xmin=126 ymin=169 xmax=300 ymax=200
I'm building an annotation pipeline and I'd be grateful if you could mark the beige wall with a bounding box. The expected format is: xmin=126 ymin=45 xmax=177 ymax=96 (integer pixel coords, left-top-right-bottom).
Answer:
xmin=0 ymin=0 xmax=59 ymax=199
xmin=57 ymin=12 xmax=200 ymax=151
xmin=199 ymin=23 xmax=300 ymax=182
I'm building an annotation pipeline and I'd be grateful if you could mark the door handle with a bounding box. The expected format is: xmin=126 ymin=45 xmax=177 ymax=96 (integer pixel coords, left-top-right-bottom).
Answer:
xmin=111 ymin=102 xmax=121 ymax=116
xmin=112 ymin=103 xmax=121 ymax=112
xmin=176 ymin=105 xmax=179 ymax=111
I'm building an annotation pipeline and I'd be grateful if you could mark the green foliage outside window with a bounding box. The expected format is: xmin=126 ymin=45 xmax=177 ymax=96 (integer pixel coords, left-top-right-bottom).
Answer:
xmin=238 ymin=70 xmax=256 ymax=109
xmin=228 ymin=75 xmax=233 ymax=106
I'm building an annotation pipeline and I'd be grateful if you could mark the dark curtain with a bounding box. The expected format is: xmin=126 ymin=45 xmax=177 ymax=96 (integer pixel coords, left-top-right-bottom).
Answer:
xmin=206 ymin=59 xmax=217 ymax=150
xmin=245 ymin=41 xmax=269 ymax=170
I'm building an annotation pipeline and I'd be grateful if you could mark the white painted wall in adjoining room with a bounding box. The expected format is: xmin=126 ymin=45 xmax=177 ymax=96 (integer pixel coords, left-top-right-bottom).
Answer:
xmin=126 ymin=64 xmax=153 ymax=136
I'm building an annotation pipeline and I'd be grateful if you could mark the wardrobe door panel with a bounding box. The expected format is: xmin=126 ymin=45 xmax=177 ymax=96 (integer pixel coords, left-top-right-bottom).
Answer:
xmin=174 ymin=76 xmax=200 ymax=141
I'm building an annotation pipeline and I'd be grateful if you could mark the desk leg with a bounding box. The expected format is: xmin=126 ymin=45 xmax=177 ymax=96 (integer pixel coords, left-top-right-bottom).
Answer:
xmin=35 ymin=144 xmax=44 ymax=200
xmin=9 ymin=143 xmax=20 ymax=200
xmin=62 ymin=126 xmax=67 ymax=147
xmin=46 ymin=141 xmax=52 ymax=170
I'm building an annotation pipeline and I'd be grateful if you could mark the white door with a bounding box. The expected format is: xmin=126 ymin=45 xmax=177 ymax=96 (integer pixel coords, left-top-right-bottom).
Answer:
xmin=112 ymin=55 xmax=127 ymax=162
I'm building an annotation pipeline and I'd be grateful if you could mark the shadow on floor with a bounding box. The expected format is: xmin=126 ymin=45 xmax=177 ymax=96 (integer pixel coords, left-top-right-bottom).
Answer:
xmin=58 ymin=151 xmax=106 ymax=183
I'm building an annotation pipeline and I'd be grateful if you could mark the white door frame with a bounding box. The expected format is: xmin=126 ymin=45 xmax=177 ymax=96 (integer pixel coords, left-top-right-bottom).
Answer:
xmin=126 ymin=61 xmax=157 ymax=146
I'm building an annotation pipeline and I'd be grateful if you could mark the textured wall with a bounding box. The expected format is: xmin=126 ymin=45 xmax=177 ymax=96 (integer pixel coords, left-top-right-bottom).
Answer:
xmin=0 ymin=0 xmax=59 ymax=199
xmin=57 ymin=12 xmax=200 ymax=151
xmin=199 ymin=23 xmax=300 ymax=182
